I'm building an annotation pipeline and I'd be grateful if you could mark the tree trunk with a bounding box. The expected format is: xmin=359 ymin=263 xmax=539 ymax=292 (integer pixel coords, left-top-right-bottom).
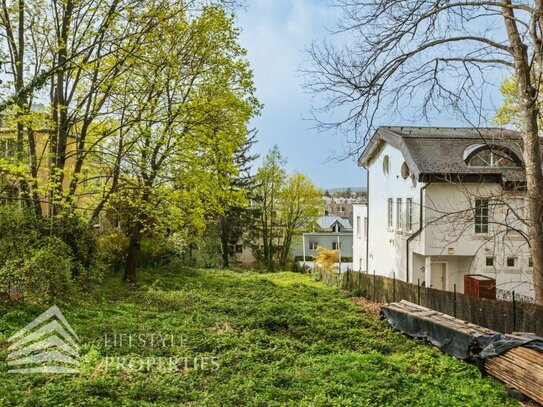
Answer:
xmin=503 ymin=2 xmax=543 ymax=303
xmin=280 ymin=233 xmax=292 ymax=269
xmin=219 ymin=216 xmax=230 ymax=268
xmin=123 ymin=222 xmax=142 ymax=283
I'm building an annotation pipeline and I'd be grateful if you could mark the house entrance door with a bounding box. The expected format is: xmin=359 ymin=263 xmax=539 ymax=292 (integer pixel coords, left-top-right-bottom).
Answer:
xmin=430 ymin=263 xmax=446 ymax=290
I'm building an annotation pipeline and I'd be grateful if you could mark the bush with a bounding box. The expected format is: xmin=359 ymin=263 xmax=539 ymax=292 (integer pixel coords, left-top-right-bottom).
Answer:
xmin=194 ymin=233 xmax=223 ymax=269
xmin=0 ymin=204 xmax=38 ymax=266
xmin=23 ymin=237 xmax=73 ymax=303
xmin=98 ymin=227 xmax=129 ymax=269
xmin=0 ymin=237 xmax=73 ymax=304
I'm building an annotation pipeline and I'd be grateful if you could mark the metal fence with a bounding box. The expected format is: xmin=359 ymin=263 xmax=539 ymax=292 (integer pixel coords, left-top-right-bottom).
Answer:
xmin=315 ymin=269 xmax=543 ymax=337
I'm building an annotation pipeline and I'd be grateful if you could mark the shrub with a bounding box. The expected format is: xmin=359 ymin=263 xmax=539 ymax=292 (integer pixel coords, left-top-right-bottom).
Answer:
xmin=194 ymin=233 xmax=223 ymax=269
xmin=0 ymin=204 xmax=38 ymax=267
xmin=0 ymin=237 xmax=73 ymax=304
xmin=98 ymin=228 xmax=129 ymax=269
xmin=23 ymin=237 xmax=74 ymax=303
xmin=313 ymin=246 xmax=339 ymax=272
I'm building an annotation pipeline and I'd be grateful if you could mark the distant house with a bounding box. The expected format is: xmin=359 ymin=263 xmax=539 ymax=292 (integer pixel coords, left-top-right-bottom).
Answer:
xmin=359 ymin=126 xmax=534 ymax=299
xmin=293 ymin=215 xmax=354 ymax=270
xmin=323 ymin=195 xmax=366 ymax=221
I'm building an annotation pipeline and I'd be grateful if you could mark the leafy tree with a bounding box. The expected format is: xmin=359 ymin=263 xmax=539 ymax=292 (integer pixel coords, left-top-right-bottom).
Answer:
xmin=278 ymin=172 xmax=322 ymax=268
xmin=102 ymin=5 xmax=259 ymax=282
xmin=253 ymin=146 xmax=286 ymax=271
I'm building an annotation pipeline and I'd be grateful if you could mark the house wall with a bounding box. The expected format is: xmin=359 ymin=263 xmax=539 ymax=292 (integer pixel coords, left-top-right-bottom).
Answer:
xmin=292 ymin=233 xmax=354 ymax=258
xmin=352 ymin=204 xmax=367 ymax=272
xmin=232 ymin=245 xmax=258 ymax=268
xmin=366 ymin=143 xmax=421 ymax=281
xmin=424 ymin=183 xmax=533 ymax=297
xmin=1 ymin=130 xmax=102 ymax=216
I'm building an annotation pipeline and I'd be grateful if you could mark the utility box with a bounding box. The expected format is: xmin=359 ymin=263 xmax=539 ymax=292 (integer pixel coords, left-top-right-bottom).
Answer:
xmin=464 ymin=274 xmax=496 ymax=299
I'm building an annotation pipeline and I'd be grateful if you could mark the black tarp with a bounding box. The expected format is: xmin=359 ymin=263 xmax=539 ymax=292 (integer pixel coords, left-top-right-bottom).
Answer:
xmin=380 ymin=305 xmax=504 ymax=360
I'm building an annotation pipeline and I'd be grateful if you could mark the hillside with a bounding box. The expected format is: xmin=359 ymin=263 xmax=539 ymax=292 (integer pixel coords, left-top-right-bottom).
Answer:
xmin=0 ymin=267 xmax=515 ymax=406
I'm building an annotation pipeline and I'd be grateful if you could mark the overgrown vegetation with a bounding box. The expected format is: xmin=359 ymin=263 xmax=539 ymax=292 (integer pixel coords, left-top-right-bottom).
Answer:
xmin=0 ymin=205 xmax=106 ymax=303
xmin=0 ymin=268 xmax=514 ymax=406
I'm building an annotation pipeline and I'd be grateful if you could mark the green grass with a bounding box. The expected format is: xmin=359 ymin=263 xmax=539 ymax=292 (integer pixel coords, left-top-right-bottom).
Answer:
xmin=0 ymin=266 xmax=515 ymax=406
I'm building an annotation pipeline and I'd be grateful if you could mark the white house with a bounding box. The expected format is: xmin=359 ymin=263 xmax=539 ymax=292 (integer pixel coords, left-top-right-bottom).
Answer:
xmin=359 ymin=126 xmax=534 ymax=299
xmin=352 ymin=204 xmax=368 ymax=272
xmin=293 ymin=216 xmax=354 ymax=257
xmin=292 ymin=215 xmax=354 ymax=272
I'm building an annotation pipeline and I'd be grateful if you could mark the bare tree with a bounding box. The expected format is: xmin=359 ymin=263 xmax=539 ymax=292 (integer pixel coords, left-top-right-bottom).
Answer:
xmin=305 ymin=0 xmax=543 ymax=304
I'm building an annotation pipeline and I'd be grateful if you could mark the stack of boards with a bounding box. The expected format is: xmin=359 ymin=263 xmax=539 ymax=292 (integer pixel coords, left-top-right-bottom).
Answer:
xmin=381 ymin=300 xmax=543 ymax=404
xmin=483 ymin=333 xmax=543 ymax=405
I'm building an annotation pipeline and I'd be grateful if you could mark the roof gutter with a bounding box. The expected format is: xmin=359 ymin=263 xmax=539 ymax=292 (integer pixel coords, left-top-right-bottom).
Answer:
xmin=406 ymin=182 xmax=430 ymax=283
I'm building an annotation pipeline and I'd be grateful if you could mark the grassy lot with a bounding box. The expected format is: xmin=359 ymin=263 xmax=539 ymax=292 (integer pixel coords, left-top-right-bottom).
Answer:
xmin=0 ymin=267 xmax=515 ymax=406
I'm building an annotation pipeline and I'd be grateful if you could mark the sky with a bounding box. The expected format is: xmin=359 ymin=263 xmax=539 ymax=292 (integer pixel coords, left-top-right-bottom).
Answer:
xmin=236 ymin=0 xmax=365 ymax=190
xmin=236 ymin=0 xmax=508 ymax=191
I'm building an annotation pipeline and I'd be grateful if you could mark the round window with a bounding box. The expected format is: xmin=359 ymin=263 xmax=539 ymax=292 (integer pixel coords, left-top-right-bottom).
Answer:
xmin=401 ymin=162 xmax=410 ymax=179
xmin=382 ymin=155 xmax=390 ymax=176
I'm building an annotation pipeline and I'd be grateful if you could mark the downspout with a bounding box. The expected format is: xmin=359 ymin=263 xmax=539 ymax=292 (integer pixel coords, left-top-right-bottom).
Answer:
xmin=406 ymin=182 xmax=430 ymax=283
xmin=365 ymin=169 xmax=369 ymax=273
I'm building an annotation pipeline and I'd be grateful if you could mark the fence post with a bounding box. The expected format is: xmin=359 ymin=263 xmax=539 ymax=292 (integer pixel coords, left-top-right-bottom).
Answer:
xmin=373 ymin=270 xmax=376 ymax=302
xmin=453 ymin=284 xmax=457 ymax=318
xmin=513 ymin=291 xmax=517 ymax=332
xmin=393 ymin=272 xmax=396 ymax=302
xmin=417 ymin=278 xmax=421 ymax=305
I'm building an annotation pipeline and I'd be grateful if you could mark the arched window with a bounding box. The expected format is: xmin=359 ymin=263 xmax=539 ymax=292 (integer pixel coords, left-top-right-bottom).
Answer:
xmin=382 ymin=155 xmax=390 ymax=175
xmin=401 ymin=162 xmax=410 ymax=179
xmin=464 ymin=144 xmax=520 ymax=168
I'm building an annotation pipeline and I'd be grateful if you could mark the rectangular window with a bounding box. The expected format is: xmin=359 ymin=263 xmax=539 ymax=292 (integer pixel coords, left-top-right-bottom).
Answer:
xmin=396 ymin=198 xmax=402 ymax=230
xmin=332 ymin=242 xmax=341 ymax=250
xmin=309 ymin=241 xmax=318 ymax=250
xmin=406 ymin=198 xmax=413 ymax=232
xmin=475 ymin=199 xmax=489 ymax=234
xmin=364 ymin=217 xmax=368 ymax=238
xmin=356 ymin=216 xmax=361 ymax=238
xmin=506 ymin=257 xmax=516 ymax=268
xmin=485 ymin=256 xmax=494 ymax=267
xmin=529 ymin=257 xmax=533 ymax=268
xmin=388 ymin=198 xmax=393 ymax=229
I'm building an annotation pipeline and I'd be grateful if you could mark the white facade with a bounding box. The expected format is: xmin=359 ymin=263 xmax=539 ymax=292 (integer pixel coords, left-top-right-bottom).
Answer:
xmin=352 ymin=204 xmax=368 ymax=272
xmin=362 ymin=129 xmax=534 ymax=299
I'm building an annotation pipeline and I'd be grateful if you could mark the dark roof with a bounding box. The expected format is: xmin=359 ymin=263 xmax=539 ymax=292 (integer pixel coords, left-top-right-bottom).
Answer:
xmin=358 ymin=126 xmax=529 ymax=186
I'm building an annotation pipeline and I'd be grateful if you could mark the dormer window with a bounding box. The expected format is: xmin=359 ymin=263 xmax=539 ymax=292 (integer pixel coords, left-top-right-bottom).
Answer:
xmin=464 ymin=144 xmax=520 ymax=168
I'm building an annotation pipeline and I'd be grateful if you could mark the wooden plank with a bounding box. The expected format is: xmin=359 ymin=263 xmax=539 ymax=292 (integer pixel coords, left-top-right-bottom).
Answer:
xmin=484 ymin=347 xmax=543 ymax=405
